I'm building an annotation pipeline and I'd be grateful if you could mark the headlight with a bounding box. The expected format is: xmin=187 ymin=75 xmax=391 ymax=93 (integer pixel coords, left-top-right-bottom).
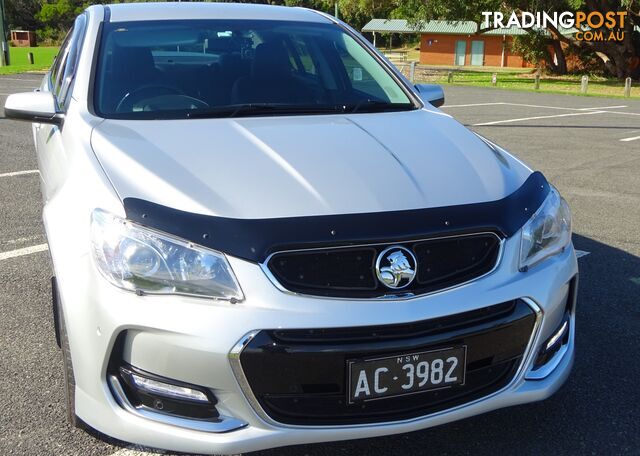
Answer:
xmin=519 ymin=187 xmax=572 ymax=271
xmin=90 ymin=209 xmax=243 ymax=301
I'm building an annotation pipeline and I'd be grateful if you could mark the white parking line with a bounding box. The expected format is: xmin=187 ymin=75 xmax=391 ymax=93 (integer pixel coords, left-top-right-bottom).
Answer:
xmin=503 ymin=103 xmax=577 ymax=111
xmin=501 ymin=104 xmax=639 ymax=117
xmin=579 ymin=105 xmax=628 ymax=110
xmin=473 ymin=110 xmax=606 ymax=126
xmin=443 ymin=102 xmax=505 ymax=108
xmin=620 ymin=135 xmax=640 ymax=142
xmin=0 ymin=169 xmax=39 ymax=178
xmin=603 ymin=110 xmax=640 ymax=116
xmin=0 ymin=243 xmax=48 ymax=261
xmin=505 ymin=103 xmax=628 ymax=112
xmin=444 ymin=102 xmax=632 ymax=113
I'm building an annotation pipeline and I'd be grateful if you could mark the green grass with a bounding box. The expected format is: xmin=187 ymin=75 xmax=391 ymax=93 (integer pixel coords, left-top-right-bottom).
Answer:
xmin=0 ymin=47 xmax=58 ymax=75
xmin=384 ymin=46 xmax=638 ymax=99
xmin=426 ymin=69 xmax=639 ymax=99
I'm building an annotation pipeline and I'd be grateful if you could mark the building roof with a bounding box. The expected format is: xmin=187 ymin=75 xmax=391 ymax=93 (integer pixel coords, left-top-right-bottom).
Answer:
xmin=361 ymin=19 xmax=580 ymax=36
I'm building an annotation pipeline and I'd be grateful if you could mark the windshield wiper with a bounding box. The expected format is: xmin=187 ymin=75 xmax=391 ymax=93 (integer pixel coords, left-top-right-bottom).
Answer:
xmin=185 ymin=101 xmax=414 ymax=119
xmin=348 ymin=99 xmax=415 ymax=114
xmin=186 ymin=103 xmax=344 ymax=119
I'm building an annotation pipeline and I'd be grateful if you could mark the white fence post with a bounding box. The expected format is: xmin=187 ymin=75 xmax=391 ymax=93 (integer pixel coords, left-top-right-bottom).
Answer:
xmin=581 ymin=75 xmax=589 ymax=94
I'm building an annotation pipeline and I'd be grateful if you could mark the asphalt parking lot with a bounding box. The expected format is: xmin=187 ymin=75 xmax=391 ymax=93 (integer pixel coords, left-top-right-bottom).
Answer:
xmin=0 ymin=73 xmax=638 ymax=456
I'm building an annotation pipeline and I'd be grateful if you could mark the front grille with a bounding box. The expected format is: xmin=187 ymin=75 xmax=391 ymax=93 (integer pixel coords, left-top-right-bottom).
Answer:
xmin=267 ymin=233 xmax=501 ymax=298
xmin=239 ymin=299 xmax=536 ymax=426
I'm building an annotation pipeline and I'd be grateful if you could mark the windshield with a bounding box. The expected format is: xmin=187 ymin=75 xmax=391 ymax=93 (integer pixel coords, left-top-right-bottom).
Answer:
xmin=93 ymin=20 xmax=415 ymax=119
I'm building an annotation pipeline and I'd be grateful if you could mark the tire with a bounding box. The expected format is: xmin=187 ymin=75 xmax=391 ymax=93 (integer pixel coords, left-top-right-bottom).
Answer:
xmin=53 ymin=277 xmax=80 ymax=428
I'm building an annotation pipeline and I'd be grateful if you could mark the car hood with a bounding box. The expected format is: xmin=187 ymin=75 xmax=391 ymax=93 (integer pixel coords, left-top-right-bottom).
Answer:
xmin=91 ymin=109 xmax=531 ymax=219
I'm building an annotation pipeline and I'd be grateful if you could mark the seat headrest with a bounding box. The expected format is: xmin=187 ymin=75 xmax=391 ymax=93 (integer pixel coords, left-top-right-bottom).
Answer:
xmin=112 ymin=46 xmax=157 ymax=82
xmin=251 ymin=41 xmax=292 ymax=79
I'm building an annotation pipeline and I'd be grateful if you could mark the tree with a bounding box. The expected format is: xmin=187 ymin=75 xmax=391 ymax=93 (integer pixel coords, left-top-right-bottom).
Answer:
xmin=511 ymin=31 xmax=553 ymax=68
xmin=5 ymin=0 xmax=42 ymax=30
xmin=547 ymin=0 xmax=640 ymax=78
xmin=394 ymin=0 xmax=640 ymax=79
xmin=36 ymin=0 xmax=81 ymax=31
xmin=35 ymin=0 xmax=87 ymax=43
xmin=35 ymin=0 xmax=156 ymax=43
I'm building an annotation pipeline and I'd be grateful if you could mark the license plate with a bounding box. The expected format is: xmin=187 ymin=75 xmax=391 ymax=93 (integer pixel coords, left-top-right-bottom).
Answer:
xmin=348 ymin=346 xmax=466 ymax=403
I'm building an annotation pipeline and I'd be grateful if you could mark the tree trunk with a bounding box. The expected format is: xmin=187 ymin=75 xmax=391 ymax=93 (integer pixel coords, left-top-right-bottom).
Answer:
xmin=568 ymin=0 xmax=639 ymax=79
xmin=549 ymin=40 xmax=568 ymax=75
xmin=590 ymin=37 xmax=638 ymax=80
xmin=547 ymin=17 xmax=639 ymax=80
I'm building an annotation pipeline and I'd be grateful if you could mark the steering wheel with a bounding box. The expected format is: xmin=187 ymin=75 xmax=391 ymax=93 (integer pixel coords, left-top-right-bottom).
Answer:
xmin=116 ymin=84 xmax=188 ymax=112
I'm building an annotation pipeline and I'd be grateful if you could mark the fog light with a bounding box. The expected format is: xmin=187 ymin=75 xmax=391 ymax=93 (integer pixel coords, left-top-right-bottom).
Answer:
xmin=544 ymin=320 xmax=568 ymax=351
xmin=533 ymin=316 xmax=570 ymax=369
xmin=116 ymin=365 xmax=219 ymax=420
xmin=130 ymin=372 xmax=209 ymax=403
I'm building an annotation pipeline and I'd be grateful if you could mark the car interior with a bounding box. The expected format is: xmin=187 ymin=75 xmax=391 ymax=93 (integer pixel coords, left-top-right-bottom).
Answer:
xmin=94 ymin=20 xmax=411 ymax=117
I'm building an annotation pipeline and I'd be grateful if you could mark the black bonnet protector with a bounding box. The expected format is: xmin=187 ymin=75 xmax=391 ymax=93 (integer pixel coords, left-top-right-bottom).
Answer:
xmin=123 ymin=171 xmax=549 ymax=263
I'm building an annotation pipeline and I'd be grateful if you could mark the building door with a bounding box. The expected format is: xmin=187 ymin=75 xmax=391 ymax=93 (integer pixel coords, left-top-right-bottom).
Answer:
xmin=454 ymin=40 xmax=466 ymax=65
xmin=470 ymin=40 xmax=485 ymax=66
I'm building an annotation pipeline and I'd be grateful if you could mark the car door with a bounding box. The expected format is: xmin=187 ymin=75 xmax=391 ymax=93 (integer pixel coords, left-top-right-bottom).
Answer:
xmin=34 ymin=13 xmax=87 ymax=201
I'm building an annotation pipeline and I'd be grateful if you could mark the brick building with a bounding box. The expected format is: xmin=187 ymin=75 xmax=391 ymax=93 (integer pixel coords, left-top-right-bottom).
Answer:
xmin=10 ymin=30 xmax=37 ymax=47
xmin=362 ymin=19 xmax=535 ymax=68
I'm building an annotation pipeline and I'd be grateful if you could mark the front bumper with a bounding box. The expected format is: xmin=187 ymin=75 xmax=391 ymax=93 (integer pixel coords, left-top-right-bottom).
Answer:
xmin=56 ymin=234 xmax=577 ymax=455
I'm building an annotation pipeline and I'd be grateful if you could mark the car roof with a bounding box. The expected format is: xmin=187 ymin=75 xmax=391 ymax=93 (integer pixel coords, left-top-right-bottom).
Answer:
xmin=103 ymin=2 xmax=332 ymax=24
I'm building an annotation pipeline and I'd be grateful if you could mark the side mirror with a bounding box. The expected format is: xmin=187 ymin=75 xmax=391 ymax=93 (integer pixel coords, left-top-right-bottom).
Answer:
xmin=4 ymin=92 xmax=64 ymax=125
xmin=414 ymin=84 xmax=445 ymax=108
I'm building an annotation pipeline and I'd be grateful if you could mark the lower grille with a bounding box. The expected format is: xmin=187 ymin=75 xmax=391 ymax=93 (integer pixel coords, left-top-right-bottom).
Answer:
xmin=238 ymin=299 xmax=536 ymax=425
xmin=266 ymin=233 xmax=502 ymax=299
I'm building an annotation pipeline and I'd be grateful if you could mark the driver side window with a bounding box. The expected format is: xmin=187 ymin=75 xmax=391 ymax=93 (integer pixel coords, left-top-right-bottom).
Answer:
xmin=58 ymin=14 xmax=87 ymax=110
xmin=49 ymin=14 xmax=87 ymax=112
xmin=50 ymin=30 xmax=73 ymax=95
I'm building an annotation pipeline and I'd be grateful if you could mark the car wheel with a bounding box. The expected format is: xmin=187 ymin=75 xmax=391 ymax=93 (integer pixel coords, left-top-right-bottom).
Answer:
xmin=53 ymin=277 xmax=80 ymax=428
